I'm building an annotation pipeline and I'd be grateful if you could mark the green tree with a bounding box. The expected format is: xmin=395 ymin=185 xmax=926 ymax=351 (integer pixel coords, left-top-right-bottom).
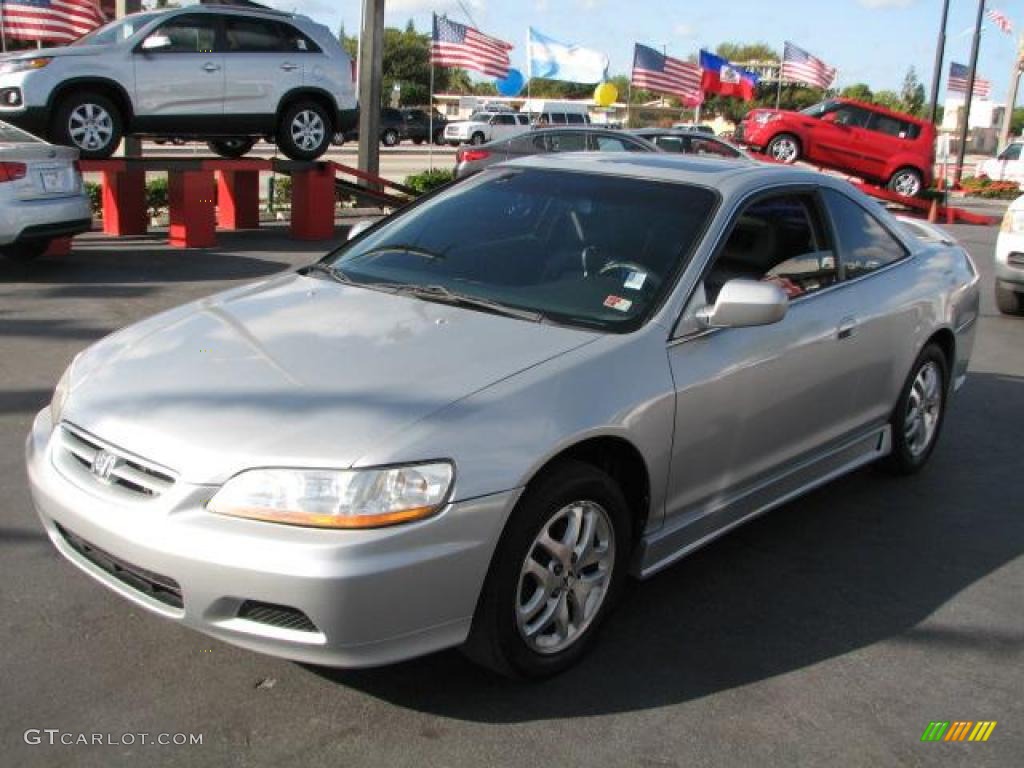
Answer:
xmin=900 ymin=67 xmax=926 ymax=116
xmin=715 ymin=42 xmax=780 ymax=62
xmin=873 ymin=89 xmax=903 ymax=111
xmin=841 ymin=83 xmax=873 ymax=102
xmin=1011 ymin=106 xmax=1024 ymax=134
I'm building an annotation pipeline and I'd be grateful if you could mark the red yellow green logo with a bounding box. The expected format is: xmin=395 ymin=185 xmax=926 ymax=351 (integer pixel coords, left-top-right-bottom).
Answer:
xmin=921 ymin=721 xmax=997 ymax=742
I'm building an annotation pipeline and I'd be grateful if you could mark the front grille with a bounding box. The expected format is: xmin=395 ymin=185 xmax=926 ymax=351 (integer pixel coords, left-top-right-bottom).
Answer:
xmin=55 ymin=523 xmax=183 ymax=609
xmin=56 ymin=424 xmax=176 ymax=499
xmin=1008 ymin=251 xmax=1024 ymax=267
xmin=237 ymin=600 xmax=318 ymax=633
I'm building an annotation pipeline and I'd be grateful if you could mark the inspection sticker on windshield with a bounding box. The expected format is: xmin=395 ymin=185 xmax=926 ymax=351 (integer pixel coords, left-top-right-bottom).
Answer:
xmin=604 ymin=295 xmax=633 ymax=312
xmin=624 ymin=271 xmax=647 ymax=291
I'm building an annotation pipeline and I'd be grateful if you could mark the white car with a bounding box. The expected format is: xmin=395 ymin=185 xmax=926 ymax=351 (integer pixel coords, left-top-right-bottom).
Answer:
xmin=445 ymin=111 xmax=530 ymax=146
xmin=977 ymin=141 xmax=1024 ymax=185
xmin=995 ymin=195 xmax=1024 ymax=314
xmin=0 ymin=120 xmax=90 ymax=262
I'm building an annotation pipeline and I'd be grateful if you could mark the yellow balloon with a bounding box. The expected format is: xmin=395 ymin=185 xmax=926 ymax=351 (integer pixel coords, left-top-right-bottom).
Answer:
xmin=594 ymin=82 xmax=618 ymax=107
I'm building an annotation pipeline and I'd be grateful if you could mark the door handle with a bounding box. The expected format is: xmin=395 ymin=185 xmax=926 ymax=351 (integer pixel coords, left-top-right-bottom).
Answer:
xmin=202 ymin=62 xmax=221 ymax=72
xmin=280 ymin=62 xmax=299 ymax=71
xmin=837 ymin=316 xmax=859 ymax=340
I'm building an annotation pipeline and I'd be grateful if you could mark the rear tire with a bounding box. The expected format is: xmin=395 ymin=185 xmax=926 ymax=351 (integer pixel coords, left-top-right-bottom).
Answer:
xmin=463 ymin=460 xmax=632 ymax=679
xmin=276 ymin=100 xmax=332 ymax=161
xmin=206 ymin=137 xmax=256 ymax=159
xmin=995 ymin=281 xmax=1024 ymax=315
xmin=880 ymin=343 xmax=948 ymax=475
xmin=381 ymin=129 xmax=399 ymax=147
xmin=52 ymin=91 xmax=123 ymax=159
xmin=888 ymin=167 xmax=924 ymax=198
xmin=470 ymin=132 xmax=487 ymax=146
xmin=765 ymin=133 xmax=800 ymax=164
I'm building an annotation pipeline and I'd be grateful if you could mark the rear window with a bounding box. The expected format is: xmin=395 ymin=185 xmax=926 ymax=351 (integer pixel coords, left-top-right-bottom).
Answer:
xmin=328 ymin=169 xmax=718 ymax=332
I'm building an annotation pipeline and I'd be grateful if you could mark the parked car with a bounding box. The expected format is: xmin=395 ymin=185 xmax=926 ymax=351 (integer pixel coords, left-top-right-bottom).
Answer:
xmin=444 ymin=111 xmax=530 ymax=146
xmin=0 ymin=6 xmax=357 ymax=161
xmin=27 ymin=155 xmax=979 ymax=678
xmin=454 ymin=126 xmax=658 ymax=177
xmin=333 ymin=107 xmax=406 ymax=147
xmin=994 ymin=193 xmax=1024 ymax=314
xmin=671 ymin=122 xmax=715 ymax=134
xmin=402 ymin=107 xmax=447 ymax=145
xmin=630 ymin=128 xmax=749 ymax=159
xmin=0 ymin=119 xmax=90 ymax=262
xmin=735 ymin=98 xmax=935 ymax=197
xmin=976 ymin=141 xmax=1024 ymax=184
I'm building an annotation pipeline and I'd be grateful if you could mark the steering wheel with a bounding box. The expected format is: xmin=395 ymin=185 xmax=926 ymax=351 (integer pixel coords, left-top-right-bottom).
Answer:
xmin=597 ymin=260 xmax=663 ymax=291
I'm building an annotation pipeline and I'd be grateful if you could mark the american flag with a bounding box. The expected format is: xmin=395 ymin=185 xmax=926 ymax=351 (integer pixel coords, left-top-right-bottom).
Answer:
xmin=986 ymin=7 xmax=1014 ymax=34
xmin=431 ymin=14 xmax=511 ymax=78
xmin=631 ymin=44 xmax=702 ymax=105
xmin=948 ymin=62 xmax=991 ymax=98
xmin=0 ymin=0 xmax=105 ymax=43
xmin=781 ymin=41 xmax=836 ymax=90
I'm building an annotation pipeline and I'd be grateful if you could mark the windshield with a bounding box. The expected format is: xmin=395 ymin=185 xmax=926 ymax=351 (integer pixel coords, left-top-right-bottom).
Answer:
xmin=325 ymin=169 xmax=718 ymax=332
xmin=800 ymin=100 xmax=838 ymax=118
xmin=73 ymin=12 xmax=161 ymax=46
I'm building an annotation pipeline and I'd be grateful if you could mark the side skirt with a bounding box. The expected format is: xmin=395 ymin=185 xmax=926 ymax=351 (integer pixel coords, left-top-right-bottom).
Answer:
xmin=635 ymin=425 xmax=891 ymax=579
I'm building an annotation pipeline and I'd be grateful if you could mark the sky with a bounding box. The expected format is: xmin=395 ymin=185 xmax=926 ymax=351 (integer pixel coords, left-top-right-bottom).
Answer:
xmin=262 ymin=0 xmax=1024 ymax=104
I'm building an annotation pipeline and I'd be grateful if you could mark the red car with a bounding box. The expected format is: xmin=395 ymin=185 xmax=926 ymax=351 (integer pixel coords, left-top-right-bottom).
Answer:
xmin=736 ymin=98 xmax=935 ymax=197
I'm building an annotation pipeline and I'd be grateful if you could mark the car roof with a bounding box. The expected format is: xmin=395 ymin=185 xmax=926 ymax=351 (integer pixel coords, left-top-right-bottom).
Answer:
xmin=631 ymin=128 xmax=721 ymax=137
xmin=145 ymin=5 xmax=300 ymax=20
xmin=500 ymin=152 xmax=829 ymax=190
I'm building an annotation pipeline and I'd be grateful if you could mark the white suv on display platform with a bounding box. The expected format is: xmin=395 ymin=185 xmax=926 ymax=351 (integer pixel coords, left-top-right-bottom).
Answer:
xmin=0 ymin=6 xmax=357 ymax=161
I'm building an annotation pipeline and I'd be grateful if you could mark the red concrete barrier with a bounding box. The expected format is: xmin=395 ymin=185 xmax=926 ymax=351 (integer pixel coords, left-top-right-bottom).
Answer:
xmin=101 ymin=167 xmax=147 ymax=236
xmin=169 ymin=171 xmax=216 ymax=248
xmin=290 ymin=164 xmax=337 ymax=241
xmin=217 ymin=169 xmax=260 ymax=230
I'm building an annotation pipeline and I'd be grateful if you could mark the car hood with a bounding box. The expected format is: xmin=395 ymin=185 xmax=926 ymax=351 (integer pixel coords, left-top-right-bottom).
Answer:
xmin=64 ymin=273 xmax=598 ymax=484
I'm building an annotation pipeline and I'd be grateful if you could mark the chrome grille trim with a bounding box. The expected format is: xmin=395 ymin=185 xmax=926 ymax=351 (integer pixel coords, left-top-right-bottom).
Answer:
xmin=55 ymin=423 xmax=177 ymax=500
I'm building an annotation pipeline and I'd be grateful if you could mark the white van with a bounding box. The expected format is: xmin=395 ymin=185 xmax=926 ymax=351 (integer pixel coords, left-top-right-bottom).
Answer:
xmin=521 ymin=100 xmax=592 ymax=126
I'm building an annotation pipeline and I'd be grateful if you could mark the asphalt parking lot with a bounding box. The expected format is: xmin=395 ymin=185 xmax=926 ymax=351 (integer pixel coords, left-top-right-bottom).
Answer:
xmin=1 ymin=217 xmax=1022 ymax=767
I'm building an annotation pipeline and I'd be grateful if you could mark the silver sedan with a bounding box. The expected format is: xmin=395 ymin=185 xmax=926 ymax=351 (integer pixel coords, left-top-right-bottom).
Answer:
xmin=26 ymin=154 xmax=979 ymax=678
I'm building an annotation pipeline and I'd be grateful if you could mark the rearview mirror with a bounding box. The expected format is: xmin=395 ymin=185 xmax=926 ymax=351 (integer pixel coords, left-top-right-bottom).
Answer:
xmin=141 ymin=34 xmax=172 ymax=52
xmin=347 ymin=219 xmax=375 ymax=241
xmin=696 ymin=279 xmax=788 ymax=329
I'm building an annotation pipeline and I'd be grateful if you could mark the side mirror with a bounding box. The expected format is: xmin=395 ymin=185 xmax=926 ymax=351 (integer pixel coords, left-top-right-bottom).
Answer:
xmin=346 ymin=219 xmax=375 ymax=241
xmin=141 ymin=34 xmax=172 ymax=52
xmin=696 ymin=279 xmax=788 ymax=329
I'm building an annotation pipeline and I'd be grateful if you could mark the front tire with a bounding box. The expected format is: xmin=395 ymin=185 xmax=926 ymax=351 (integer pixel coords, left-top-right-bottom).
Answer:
xmin=463 ymin=460 xmax=631 ymax=678
xmin=765 ymin=133 xmax=800 ymax=164
xmin=470 ymin=132 xmax=487 ymax=146
xmin=995 ymin=281 xmax=1024 ymax=315
xmin=881 ymin=343 xmax=948 ymax=475
xmin=52 ymin=91 xmax=123 ymax=159
xmin=381 ymin=128 xmax=399 ymax=147
xmin=207 ymin=137 xmax=256 ymax=159
xmin=888 ymin=167 xmax=924 ymax=198
xmin=276 ymin=100 xmax=332 ymax=161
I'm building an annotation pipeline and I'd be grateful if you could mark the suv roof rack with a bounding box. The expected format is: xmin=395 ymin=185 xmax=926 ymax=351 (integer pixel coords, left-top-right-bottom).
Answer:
xmin=197 ymin=0 xmax=293 ymax=17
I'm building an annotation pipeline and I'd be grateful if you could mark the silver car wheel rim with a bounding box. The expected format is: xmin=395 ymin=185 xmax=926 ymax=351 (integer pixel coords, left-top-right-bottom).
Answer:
xmin=904 ymin=361 xmax=942 ymax=457
xmin=68 ymin=104 xmax=113 ymax=151
xmin=516 ymin=500 xmax=614 ymax=655
xmin=893 ymin=171 xmax=921 ymax=197
xmin=770 ymin=137 xmax=798 ymax=163
xmin=291 ymin=110 xmax=325 ymax=151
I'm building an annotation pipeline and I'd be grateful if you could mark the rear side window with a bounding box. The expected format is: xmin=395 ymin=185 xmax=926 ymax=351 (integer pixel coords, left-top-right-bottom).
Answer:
xmin=278 ymin=22 xmax=320 ymax=52
xmin=822 ymin=189 xmax=908 ymax=278
xmin=867 ymin=113 xmax=919 ymax=140
xmin=689 ymin=137 xmax=740 ymax=158
xmin=223 ymin=17 xmax=282 ymax=52
xmin=550 ymin=113 xmax=568 ymax=125
xmin=1000 ymin=143 xmax=1022 ymax=160
xmin=592 ymin=135 xmax=645 ymax=152
xmin=653 ymin=135 xmax=685 ymax=153
xmin=382 ymin=108 xmax=402 ymax=121
xmin=567 ymin=113 xmax=585 ymax=125
xmin=549 ymin=132 xmax=587 ymax=152
xmin=496 ymin=114 xmax=517 ymax=125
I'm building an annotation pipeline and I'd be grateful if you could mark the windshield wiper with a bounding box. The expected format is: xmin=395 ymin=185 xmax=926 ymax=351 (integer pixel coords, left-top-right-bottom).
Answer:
xmin=302 ymin=263 xmax=400 ymax=294
xmin=392 ymin=284 xmax=545 ymax=322
xmin=359 ymin=243 xmax=446 ymax=261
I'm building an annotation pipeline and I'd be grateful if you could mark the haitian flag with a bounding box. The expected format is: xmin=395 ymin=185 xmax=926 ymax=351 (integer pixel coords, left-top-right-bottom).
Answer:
xmin=699 ymin=50 xmax=759 ymax=100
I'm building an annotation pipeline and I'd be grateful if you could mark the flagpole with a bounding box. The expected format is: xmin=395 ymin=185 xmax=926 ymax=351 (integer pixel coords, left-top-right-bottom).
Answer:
xmin=954 ymin=0 xmax=987 ymax=186
xmin=428 ymin=58 xmax=435 ymax=171
xmin=626 ymin=81 xmax=632 ymax=128
xmin=999 ymin=34 xmax=1024 ymax=152
xmin=526 ymin=28 xmax=532 ymax=114
xmin=928 ymin=0 xmax=952 ymax=124
xmin=776 ymin=44 xmax=784 ymax=109
xmin=1 ymin=0 xmax=7 ymax=54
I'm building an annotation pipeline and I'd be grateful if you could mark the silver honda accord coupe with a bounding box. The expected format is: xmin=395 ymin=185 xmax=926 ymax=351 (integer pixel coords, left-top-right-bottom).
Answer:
xmin=26 ymin=154 xmax=980 ymax=678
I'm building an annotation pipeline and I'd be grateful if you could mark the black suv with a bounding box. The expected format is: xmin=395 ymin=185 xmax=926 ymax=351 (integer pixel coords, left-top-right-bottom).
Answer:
xmin=334 ymin=107 xmax=447 ymax=146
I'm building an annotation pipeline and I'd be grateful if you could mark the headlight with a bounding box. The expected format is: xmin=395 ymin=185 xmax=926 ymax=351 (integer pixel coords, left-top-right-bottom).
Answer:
xmin=754 ymin=112 xmax=780 ymax=126
xmin=0 ymin=58 xmax=52 ymax=75
xmin=50 ymin=361 xmax=74 ymax=426
xmin=1000 ymin=208 xmax=1024 ymax=233
xmin=208 ymin=463 xmax=454 ymax=529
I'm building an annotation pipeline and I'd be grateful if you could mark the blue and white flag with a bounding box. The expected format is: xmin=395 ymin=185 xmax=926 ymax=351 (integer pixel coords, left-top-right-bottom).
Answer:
xmin=527 ymin=27 xmax=608 ymax=84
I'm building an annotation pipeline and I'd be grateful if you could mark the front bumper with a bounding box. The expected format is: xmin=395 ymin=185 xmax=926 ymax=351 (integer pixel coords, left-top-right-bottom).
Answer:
xmin=996 ymin=230 xmax=1024 ymax=287
xmin=26 ymin=409 xmax=518 ymax=667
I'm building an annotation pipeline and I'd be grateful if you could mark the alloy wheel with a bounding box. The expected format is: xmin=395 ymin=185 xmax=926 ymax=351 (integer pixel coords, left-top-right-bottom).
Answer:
xmin=769 ymin=136 xmax=799 ymax=163
xmin=516 ymin=500 xmax=615 ymax=655
xmin=891 ymin=170 xmax=922 ymax=197
xmin=68 ymin=103 xmax=114 ymax=152
xmin=291 ymin=110 xmax=326 ymax=152
xmin=904 ymin=361 xmax=942 ymax=457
